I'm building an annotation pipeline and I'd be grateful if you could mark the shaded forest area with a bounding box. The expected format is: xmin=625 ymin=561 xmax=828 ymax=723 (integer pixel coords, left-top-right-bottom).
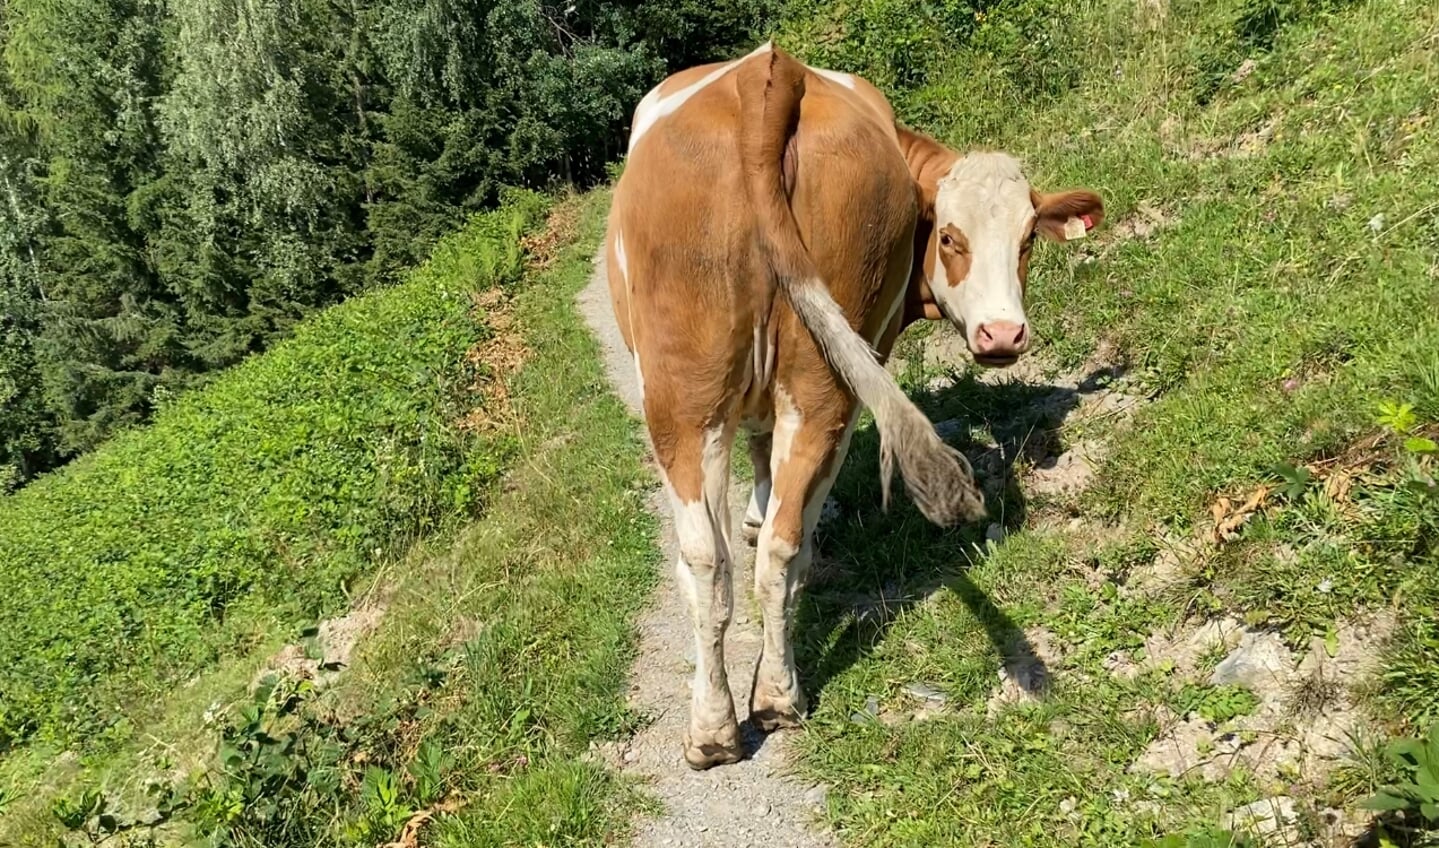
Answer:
xmin=0 ymin=0 xmax=773 ymax=488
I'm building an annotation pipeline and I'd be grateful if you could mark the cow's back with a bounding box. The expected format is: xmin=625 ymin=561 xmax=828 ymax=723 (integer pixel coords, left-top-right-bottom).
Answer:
xmin=606 ymin=46 xmax=917 ymax=418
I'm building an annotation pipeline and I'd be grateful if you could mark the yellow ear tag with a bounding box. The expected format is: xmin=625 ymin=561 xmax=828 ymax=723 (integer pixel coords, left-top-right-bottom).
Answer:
xmin=1063 ymin=216 xmax=1087 ymax=240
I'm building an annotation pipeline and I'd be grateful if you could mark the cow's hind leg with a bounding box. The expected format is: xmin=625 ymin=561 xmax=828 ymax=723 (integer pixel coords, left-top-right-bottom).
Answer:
xmin=648 ymin=408 xmax=745 ymax=769
xmin=750 ymin=388 xmax=856 ymax=731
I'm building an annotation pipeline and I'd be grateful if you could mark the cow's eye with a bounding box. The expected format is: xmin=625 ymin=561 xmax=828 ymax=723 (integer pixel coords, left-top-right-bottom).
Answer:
xmin=939 ymin=233 xmax=953 ymax=248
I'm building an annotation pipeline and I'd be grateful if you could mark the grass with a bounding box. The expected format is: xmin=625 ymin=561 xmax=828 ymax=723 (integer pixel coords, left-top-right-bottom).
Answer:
xmin=0 ymin=190 xmax=659 ymax=846
xmin=771 ymin=0 xmax=1439 ymax=843
xmin=0 ymin=194 xmax=545 ymax=752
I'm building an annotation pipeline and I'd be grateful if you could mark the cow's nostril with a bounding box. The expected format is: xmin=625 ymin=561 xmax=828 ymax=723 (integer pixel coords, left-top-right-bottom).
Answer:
xmin=1013 ymin=323 xmax=1028 ymax=346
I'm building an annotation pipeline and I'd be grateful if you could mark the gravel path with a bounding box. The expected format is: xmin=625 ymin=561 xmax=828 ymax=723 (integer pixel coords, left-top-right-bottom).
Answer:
xmin=578 ymin=248 xmax=836 ymax=848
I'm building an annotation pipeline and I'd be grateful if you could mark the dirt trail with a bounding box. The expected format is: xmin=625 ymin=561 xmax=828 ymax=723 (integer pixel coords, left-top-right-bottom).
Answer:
xmin=578 ymin=249 xmax=835 ymax=847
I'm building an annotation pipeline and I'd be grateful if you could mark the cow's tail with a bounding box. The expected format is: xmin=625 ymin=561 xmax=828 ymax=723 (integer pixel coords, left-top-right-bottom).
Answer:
xmin=734 ymin=44 xmax=985 ymax=526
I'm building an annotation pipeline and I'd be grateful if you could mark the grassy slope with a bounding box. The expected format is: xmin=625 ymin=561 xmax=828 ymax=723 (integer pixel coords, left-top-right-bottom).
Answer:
xmin=772 ymin=0 xmax=1439 ymax=844
xmin=0 ymin=191 xmax=657 ymax=845
xmin=338 ymin=189 xmax=659 ymax=846
xmin=0 ymin=200 xmax=543 ymax=752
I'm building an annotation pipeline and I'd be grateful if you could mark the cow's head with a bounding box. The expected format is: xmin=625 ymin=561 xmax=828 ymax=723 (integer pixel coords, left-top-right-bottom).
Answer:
xmin=922 ymin=152 xmax=1104 ymax=367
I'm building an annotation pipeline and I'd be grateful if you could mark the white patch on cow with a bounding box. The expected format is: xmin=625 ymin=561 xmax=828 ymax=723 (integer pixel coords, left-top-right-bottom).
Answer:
xmin=665 ymin=427 xmax=738 ymax=739
xmin=748 ymin=323 xmax=775 ymax=401
xmin=931 ymin=152 xmax=1034 ymax=350
xmin=614 ymin=228 xmax=628 ymax=282
xmin=770 ymin=385 xmax=803 ymax=470
xmin=746 ymin=480 xmax=770 ymax=529
xmin=813 ymin=67 xmax=856 ymax=89
xmin=628 ymin=42 xmax=774 ymax=155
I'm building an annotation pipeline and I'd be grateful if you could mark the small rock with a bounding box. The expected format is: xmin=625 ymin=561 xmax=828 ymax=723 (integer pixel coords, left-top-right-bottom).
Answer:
xmin=1231 ymin=58 xmax=1258 ymax=83
xmin=1368 ymin=213 xmax=1385 ymax=233
xmin=1223 ymin=796 xmax=1298 ymax=839
xmin=804 ymin=784 xmax=828 ymax=808
xmin=623 ymin=748 xmax=638 ymax=763
xmin=1103 ymin=650 xmax=1140 ymax=679
xmin=903 ymin=682 xmax=948 ymax=704
xmin=1214 ymin=733 xmax=1245 ymax=756
xmin=865 ymin=696 xmax=880 ymax=715
xmin=1059 ymin=796 xmax=1078 ymax=815
xmin=1210 ymin=631 xmax=1294 ymax=694
xmin=934 ymin=418 xmax=965 ymax=439
xmin=985 ymin=523 xmax=1006 ymax=544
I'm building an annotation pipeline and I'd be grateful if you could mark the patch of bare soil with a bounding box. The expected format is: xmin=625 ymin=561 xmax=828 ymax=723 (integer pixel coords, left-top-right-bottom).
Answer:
xmin=1127 ymin=611 xmax=1397 ymax=844
xmin=578 ymin=249 xmax=835 ymax=848
xmin=257 ymin=603 xmax=388 ymax=691
xmin=1110 ymin=201 xmax=1176 ymax=242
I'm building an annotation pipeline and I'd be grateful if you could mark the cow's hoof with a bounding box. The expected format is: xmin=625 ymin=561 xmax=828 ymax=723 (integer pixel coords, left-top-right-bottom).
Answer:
xmin=683 ymin=731 xmax=744 ymax=770
xmin=750 ymin=705 xmax=804 ymax=733
xmin=741 ymin=521 xmax=761 ymax=547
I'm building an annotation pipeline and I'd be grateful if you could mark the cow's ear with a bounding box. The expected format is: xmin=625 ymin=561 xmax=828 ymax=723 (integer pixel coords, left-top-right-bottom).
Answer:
xmin=1031 ymin=189 xmax=1104 ymax=242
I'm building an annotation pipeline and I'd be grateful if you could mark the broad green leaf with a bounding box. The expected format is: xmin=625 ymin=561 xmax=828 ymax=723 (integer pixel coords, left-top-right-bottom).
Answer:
xmin=1361 ymin=792 xmax=1413 ymax=812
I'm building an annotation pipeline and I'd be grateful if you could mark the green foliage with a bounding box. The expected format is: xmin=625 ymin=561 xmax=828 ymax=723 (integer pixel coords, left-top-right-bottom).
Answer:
xmin=1144 ymin=827 xmax=1258 ymax=848
xmin=0 ymin=0 xmax=775 ymax=486
xmin=1362 ymin=724 xmax=1439 ymax=827
xmin=776 ymin=0 xmax=1089 ymax=129
xmin=1379 ymin=400 xmax=1420 ymax=436
xmin=1270 ymin=461 xmax=1313 ymax=500
xmin=1176 ymin=685 xmax=1261 ymax=724
xmin=0 ymin=199 xmax=545 ymax=749
xmin=182 ymin=675 xmax=354 ymax=845
xmin=0 ymin=142 xmax=57 ymax=489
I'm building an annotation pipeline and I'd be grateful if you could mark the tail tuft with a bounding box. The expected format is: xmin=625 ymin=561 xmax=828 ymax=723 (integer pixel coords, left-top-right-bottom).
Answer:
xmin=880 ymin=415 xmax=987 ymax=526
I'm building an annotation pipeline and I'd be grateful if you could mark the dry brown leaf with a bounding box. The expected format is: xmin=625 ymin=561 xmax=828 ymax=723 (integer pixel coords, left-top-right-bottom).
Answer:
xmin=1210 ymin=485 xmax=1272 ymax=544
xmin=382 ymin=797 xmax=465 ymax=848
xmin=1324 ymin=468 xmax=1355 ymax=503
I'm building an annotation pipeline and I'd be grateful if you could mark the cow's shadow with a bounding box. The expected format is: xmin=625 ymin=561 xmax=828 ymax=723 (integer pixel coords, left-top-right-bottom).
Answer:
xmin=762 ymin=358 xmax=1127 ymax=733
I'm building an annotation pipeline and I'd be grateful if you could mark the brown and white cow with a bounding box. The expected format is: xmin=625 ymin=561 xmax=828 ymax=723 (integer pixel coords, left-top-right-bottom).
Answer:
xmin=605 ymin=43 xmax=1102 ymax=769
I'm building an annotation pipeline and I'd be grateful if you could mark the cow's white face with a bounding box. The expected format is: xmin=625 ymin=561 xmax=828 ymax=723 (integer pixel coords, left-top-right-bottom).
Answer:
xmin=927 ymin=152 xmax=1104 ymax=367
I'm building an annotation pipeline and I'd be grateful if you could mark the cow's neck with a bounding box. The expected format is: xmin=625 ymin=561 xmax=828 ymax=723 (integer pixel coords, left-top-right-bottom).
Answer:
xmin=896 ymin=126 xmax=958 ymax=329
